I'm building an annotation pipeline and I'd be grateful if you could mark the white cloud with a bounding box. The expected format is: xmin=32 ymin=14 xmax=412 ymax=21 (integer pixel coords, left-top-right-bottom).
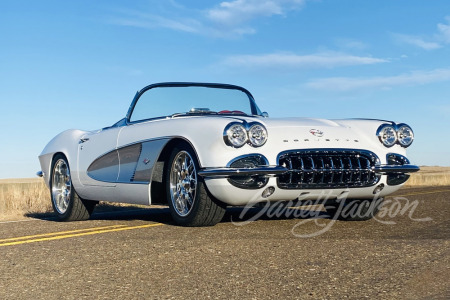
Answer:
xmin=393 ymin=33 xmax=441 ymax=50
xmin=437 ymin=16 xmax=450 ymax=43
xmin=206 ymin=0 xmax=304 ymax=26
xmin=108 ymin=10 xmax=201 ymax=33
xmin=394 ymin=16 xmax=450 ymax=50
xmin=306 ymin=68 xmax=450 ymax=91
xmin=108 ymin=1 xmax=306 ymax=37
xmin=334 ymin=38 xmax=368 ymax=50
xmin=222 ymin=52 xmax=388 ymax=69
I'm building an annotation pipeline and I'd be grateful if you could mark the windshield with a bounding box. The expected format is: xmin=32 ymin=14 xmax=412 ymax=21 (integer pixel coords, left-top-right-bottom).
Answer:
xmin=129 ymin=84 xmax=260 ymax=122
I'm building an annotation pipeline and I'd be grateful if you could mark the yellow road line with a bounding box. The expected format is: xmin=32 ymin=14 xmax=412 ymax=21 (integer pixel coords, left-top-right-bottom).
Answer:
xmin=0 ymin=223 xmax=164 ymax=247
xmin=390 ymin=189 xmax=450 ymax=197
xmin=0 ymin=225 xmax=126 ymax=243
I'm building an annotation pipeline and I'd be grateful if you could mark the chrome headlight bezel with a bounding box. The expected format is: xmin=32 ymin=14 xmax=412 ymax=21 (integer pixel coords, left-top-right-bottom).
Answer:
xmin=377 ymin=124 xmax=397 ymax=148
xmin=223 ymin=122 xmax=268 ymax=148
xmin=248 ymin=123 xmax=268 ymax=147
xmin=396 ymin=123 xmax=414 ymax=147
xmin=223 ymin=122 xmax=248 ymax=148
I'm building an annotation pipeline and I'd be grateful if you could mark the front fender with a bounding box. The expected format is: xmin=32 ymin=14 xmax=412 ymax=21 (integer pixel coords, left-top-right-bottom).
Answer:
xmin=38 ymin=129 xmax=87 ymax=187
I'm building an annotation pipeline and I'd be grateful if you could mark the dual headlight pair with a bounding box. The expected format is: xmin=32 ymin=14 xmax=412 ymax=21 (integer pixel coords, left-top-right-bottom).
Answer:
xmin=224 ymin=122 xmax=268 ymax=148
xmin=377 ymin=123 xmax=414 ymax=148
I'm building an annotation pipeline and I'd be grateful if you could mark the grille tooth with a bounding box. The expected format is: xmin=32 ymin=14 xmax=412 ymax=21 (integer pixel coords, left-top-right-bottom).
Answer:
xmin=277 ymin=149 xmax=380 ymax=189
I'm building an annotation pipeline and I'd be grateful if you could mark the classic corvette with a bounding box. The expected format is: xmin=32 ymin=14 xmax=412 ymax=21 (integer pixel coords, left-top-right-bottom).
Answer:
xmin=38 ymin=82 xmax=419 ymax=226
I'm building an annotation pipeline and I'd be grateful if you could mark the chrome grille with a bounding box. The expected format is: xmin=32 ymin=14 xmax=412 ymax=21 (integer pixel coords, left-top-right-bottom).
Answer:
xmin=277 ymin=149 xmax=380 ymax=189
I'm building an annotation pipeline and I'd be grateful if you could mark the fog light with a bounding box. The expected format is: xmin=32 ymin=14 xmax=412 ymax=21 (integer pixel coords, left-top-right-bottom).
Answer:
xmin=262 ymin=186 xmax=275 ymax=198
xmin=373 ymin=184 xmax=385 ymax=194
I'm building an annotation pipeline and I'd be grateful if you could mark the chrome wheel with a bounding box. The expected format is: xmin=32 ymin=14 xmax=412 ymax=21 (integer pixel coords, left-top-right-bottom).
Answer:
xmin=169 ymin=150 xmax=197 ymax=217
xmin=51 ymin=158 xmax=72 ymax=214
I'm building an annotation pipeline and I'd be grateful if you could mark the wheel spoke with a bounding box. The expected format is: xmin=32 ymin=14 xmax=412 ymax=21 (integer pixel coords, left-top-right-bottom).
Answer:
xmin=169 ymin=150 xmax=197 ymax=217
xmin=52 ymin=159 xmax=72 ymax=215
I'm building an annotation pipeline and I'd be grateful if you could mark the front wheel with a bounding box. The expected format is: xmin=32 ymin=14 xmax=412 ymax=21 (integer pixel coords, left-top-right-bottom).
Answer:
xmin=165 ymin=144 xmax=226 ymax=226
xmin=50 ymin=154 xmax=96 ymax=221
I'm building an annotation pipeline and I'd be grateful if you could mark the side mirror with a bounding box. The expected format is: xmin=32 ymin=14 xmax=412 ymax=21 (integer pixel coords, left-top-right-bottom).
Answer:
xmin=261 ymin=112 xmax=269 ymax=118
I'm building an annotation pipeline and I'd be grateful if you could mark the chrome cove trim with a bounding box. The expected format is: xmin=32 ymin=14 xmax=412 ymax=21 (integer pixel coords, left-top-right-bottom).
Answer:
xmin=198 ymin=166 xmax=287 ymax=178
xmin=86 ymin=138 xmax=170 ymax=184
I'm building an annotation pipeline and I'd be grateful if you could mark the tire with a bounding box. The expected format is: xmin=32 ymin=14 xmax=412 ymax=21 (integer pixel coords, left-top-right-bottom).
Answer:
xmin=50 ymin=154 xmax=96 ymax=221
xmin=325 ymin=198 xmax=384 ymax=221
xmin=165 ymin=143 xmax=226 ymax=226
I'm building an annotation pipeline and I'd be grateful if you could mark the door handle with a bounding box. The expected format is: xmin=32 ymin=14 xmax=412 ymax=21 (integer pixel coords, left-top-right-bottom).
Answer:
xmin=79 ymin=137 xmax=90 ymax=143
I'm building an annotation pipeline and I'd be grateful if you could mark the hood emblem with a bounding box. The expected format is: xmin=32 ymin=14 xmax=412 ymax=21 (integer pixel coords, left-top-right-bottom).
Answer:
xmin=309 ymin=129 xmax=324 ymax=137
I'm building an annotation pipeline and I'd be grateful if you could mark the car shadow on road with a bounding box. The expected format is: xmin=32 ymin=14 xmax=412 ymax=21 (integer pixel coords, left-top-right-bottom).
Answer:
xmin=26 ymin=204 xmax=329 ymax=226
xmin=26 ymin=202 xmax=330 ymax=226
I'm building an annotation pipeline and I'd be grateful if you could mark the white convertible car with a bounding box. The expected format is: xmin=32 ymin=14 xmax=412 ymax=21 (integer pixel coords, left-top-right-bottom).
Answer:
xmin=38 ymin=82 xmax=419 ymax=226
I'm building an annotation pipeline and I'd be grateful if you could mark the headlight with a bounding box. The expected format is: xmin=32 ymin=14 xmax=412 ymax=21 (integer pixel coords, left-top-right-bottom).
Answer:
xmin=396 ymin=124 xmax=414 ymax=147
xmin=224 ymin=123 xmax=247 ymax=147
xmin=377 ymin=124 xmax=397 ymax=147
xmin=248 ymin=123 xmax=268 ymax=147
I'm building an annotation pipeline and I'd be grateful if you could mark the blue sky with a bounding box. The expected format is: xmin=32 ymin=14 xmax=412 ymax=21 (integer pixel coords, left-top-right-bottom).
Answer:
xmin=1 ymin=0 xmax=449 ymax=178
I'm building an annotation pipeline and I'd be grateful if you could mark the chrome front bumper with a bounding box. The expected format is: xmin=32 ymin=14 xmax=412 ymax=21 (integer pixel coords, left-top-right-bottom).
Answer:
xmin=198 ymin=166 xmax=287 ymax=177
xmin=372 ymin=165 xmax=420 ymax=174
xmin=198 ymin=164 xmax=420 ymax=178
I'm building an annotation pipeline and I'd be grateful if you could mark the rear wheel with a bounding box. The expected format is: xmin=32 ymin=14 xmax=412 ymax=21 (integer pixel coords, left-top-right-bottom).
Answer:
xmin=50 ymin=154 xmax=96 ymax=221
xmin=165 ymin=144 xmax=226 ymax=226
xmin=325 ymin=198 xmax=384 ymax=221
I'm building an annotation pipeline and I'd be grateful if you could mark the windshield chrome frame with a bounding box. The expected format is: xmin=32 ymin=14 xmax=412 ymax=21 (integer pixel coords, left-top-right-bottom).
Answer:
xmin=125 ymin=82 xmax=261 ymax=125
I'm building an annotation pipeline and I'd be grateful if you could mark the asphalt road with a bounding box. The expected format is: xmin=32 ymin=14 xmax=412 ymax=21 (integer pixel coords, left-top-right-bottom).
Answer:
xmin=1 ymin=186 xmax=449 ymax=299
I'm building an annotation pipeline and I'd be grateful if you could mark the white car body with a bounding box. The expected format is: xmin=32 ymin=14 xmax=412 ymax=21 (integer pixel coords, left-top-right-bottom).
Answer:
xmin=38 ymin=82 xmax=419 ymax=225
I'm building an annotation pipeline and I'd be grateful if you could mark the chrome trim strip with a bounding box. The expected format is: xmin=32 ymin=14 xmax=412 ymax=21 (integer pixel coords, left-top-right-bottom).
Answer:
xmin=198 ymin=166 xmax=287 ymax=177
xmin=373 ymin=165 xmax=420 ymax=174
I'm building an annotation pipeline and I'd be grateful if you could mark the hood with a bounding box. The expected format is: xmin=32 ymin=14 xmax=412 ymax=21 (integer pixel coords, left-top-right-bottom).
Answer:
xmin=261 ymin=117 xmax=355 ymax=142
xmin=262 ymin=117 xmax=343 ymax=128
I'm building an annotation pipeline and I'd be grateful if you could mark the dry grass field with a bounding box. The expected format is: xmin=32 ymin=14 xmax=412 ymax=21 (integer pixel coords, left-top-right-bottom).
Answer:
xmin=404 ymin=166 xmax=450 ymax=186
xmin=0 ymin=178 xmax=51 ymax=221
xmin=0 ymin=166 xmax=449 ymax=221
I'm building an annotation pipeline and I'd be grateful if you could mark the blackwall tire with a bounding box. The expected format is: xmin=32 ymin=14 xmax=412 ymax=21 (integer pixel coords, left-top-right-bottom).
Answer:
xmin=165 ymin=143 xmax=226 ymax=226
xmin=50 ymin=154 xmax=96 ymax=221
